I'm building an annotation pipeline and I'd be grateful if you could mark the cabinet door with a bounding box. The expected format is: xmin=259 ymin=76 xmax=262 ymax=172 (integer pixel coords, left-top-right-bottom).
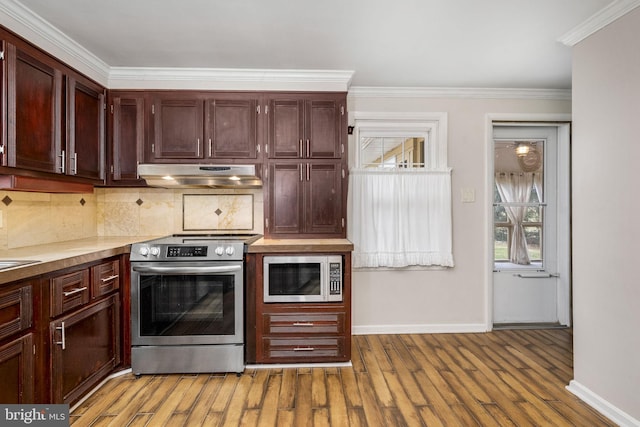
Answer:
xmin=6 ymin=42 xmax=63 ymax=173
xmin=0 ymin=285 xmax=33 ymax=341
xmin=305 ymin=161 xmax=343 ymax=234
xmin=267 ymin=98 xmax=304 ymax=158
xmin=206 ymin=97 xmax=258 ymax=159
xmin=305 ymin=97 xmax=343 ymax=159
xmin=50 ymin=295 xmax=120 ymax=404
xmin=267 ymin=162 xmax=303 ymax=235
xmin=151 ymin=97 xmax=204 ymax=160
xmin=67 ymin=76 xmax=105 ymax=181
xmin=109 ymin=93 xmax=145 ymax=184
xmin=0 ymin=334 xmax=34 ymax=403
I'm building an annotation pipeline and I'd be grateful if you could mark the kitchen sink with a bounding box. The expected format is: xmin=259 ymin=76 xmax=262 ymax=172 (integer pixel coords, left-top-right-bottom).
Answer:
xmin=0 ymin=260 xmax=39 ymax=271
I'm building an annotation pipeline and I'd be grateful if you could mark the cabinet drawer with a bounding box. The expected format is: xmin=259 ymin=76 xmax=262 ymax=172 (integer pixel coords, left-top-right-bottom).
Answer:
xmin=263 ymin=337 xmax=346 ymax=361
xmin=50 ymin=270 xmax=90 ymax=317
xmin=0 ymin=286 xmax=33 ymax=341
xmin=263 ymin=312 xmax=345 ymax=335
xmin=91 ymin=260 xmax=120 ymax=299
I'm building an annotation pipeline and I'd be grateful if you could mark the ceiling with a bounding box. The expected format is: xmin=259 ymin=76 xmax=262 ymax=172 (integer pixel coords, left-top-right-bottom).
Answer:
xmin=4 ymin=0 xmax=620 ymax=89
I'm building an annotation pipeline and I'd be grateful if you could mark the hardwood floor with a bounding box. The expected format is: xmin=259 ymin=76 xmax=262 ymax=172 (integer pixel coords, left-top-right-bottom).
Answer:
xmin=69 ymin=329 xmax=614 ymax=426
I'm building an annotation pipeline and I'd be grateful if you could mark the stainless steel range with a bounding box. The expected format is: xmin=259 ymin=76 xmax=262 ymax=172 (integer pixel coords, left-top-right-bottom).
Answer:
xmin=130 ymin=234 xmax=260 ymax=375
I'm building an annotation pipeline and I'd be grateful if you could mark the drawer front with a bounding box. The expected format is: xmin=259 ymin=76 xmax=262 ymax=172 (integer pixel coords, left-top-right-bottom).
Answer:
xmin=0 ymin=286 xmax=33 ymax=341
xmin=50 ymin=270 xmax=90 ymax=317
xmin=91 ymin=260 xmax=120 ymax=299
xmin=263 ymin=312 xmax=345 ymax=335
xmin=263 ymin=337 xmax=346 ymax=361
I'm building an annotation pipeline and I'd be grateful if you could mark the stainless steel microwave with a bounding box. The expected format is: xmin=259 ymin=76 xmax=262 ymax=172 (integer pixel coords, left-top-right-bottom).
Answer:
xmin=263 ymin=255 xmax=343 ymax=303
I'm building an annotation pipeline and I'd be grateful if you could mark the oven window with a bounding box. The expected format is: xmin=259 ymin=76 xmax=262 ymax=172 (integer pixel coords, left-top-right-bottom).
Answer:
xmin=139 ymin=274 xmax=236 ymax=336
xmin=268 ymin=263 xmax=321 ymax=296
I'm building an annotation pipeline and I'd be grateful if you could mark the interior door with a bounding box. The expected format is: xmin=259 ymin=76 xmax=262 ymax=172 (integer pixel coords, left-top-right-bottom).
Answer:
xmin=492 ymin=125 xmax=570 ymax=327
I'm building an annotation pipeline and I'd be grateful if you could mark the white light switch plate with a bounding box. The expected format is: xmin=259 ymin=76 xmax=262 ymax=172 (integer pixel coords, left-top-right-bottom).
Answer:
xmin=461 ymin=188 xmax=475 ymax=203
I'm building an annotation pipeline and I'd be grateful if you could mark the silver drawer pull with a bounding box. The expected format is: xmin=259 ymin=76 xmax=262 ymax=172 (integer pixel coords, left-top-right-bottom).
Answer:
xmin=293 ymin=322 xmax=314 ymax=327
xmin=63 ymin=286 xmax=87 ymax=297
xmin=56 ymin=322 xmax=66 ymax=350
xmin=101 ymin=274 xmax=119 ymax=283
xmin=293 ymin=347 xmax=315 ymax=351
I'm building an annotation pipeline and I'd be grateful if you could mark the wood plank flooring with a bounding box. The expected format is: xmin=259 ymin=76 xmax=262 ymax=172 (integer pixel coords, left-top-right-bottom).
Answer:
xmin=69 ymin=329 xmax=615 ymax=426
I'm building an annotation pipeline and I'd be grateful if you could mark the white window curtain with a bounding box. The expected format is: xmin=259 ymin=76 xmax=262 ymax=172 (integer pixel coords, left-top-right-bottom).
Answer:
xmin=348 ymin=168 xmax=454 ymax=268
xmin=495 ymin=172 xmax=534 ymax=265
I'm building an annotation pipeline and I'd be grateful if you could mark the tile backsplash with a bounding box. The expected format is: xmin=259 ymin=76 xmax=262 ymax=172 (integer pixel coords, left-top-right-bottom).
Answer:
xmin=0 ymin=187 xmax=263 ymax=250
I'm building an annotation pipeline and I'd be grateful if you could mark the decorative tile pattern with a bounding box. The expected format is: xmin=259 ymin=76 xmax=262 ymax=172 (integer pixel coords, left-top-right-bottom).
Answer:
xmin=183 ymin=194 xmax=253 ymax=231
xmin=80 ymin=198 xmax=86 ymax=206
xmin=136 ymin=199 xmax=144 ymax=206
xmin=2 ymin=196 xmax=12 ymax=206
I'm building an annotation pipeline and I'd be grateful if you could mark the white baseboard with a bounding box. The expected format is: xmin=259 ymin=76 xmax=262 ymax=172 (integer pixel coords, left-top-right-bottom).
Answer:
xmin=566 ymin=380 xmax=640 ymax=427
xmin=352 ymin=323 xmax=488 ymax=335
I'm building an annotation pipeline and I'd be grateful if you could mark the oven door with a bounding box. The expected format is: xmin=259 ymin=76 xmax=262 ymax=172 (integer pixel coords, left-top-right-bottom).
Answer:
xmin=131 ymin=261 xmax=243 ymax=346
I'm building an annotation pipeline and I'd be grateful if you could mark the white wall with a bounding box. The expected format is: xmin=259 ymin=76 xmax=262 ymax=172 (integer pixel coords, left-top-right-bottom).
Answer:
xmin=347 ymin=93 xmax=570 ymax=333
xmin=570 ymin=7 xmax=640 ymax=424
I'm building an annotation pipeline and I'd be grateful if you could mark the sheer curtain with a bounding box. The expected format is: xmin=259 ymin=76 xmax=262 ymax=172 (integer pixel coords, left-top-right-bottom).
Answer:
xmin=495 ymin=172 xmax=534 ymax=264
xmin=348 ymin=168 xmax=454 ymax=268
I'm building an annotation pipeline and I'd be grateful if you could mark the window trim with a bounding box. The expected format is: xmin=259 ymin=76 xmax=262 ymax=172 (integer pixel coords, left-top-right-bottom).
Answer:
xmin=351 ymin=112 xmax=448 ymax=170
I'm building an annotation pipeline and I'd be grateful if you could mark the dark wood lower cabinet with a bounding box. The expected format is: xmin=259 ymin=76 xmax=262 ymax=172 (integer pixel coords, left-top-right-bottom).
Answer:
xmin=50 ymin=294 xmax=120 ymax=404
xmin=0 ymin=333 xmax=34 ymax=403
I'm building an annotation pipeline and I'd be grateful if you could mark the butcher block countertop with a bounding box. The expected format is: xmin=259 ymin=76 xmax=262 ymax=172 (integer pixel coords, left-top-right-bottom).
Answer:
xmin=0 ymin=236 xmax=159 ymax=285
xmin=246 ymin=238 xmax=353 ymax=253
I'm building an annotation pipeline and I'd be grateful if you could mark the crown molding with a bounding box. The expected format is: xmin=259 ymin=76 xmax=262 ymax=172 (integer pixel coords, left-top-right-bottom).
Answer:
xmin=348 ymin=86 xmax=571 ymax=100
xmin=0 ymin=0 xmax=110 ymax=85
xmin=558 ymin=0 xmax=640 ymax=46
xmin=108 ymin=67 xmax=354 ymax=91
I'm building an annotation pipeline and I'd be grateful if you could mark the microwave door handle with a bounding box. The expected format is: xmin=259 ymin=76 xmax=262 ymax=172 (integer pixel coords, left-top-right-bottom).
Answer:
xmin=132 ymin=265 xmax=242 ymax=274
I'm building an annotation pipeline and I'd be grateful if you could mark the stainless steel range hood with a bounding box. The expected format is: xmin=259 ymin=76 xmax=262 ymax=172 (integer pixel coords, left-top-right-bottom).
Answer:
xmin=137 ymin=164 xmax=262 ymax=189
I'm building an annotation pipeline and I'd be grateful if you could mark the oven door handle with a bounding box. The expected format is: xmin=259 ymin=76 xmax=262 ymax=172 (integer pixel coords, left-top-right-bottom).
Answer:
xmin=132 ymin=265 xmax=242 ymax=274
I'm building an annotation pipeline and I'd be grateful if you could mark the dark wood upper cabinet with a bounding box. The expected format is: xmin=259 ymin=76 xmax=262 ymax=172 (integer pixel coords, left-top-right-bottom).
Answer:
xmin=150 ymin=96 xmax=204 ymax=160
xmin=0 ymin=32 xmax=106 ymax=187
xmin=205 ymin=96 xmax=259 ymax=159
xmin=148 ymin=92 xmax=260 ymax=163
xmin=67 ymin=75 xmax=105 ymax=181
xmin=108 ymin=92 xmax=145 ymax=185
xmin=267 ymin=93 xmax=345 ymax=159
xmin=5 ymin=41 xmax=63 ymax=173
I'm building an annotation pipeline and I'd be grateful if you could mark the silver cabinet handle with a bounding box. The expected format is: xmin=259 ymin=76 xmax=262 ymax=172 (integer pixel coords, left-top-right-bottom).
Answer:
xmin=293 ymin=347 xmax=315 ymax=351
xmin=208 ymin=138 xmax=212 ymax=157
xmin=63 ymin=286 xmax=87 ymax=297
xmin=299 ymin=139 xmax=303 ymax=158
xmin=306 ymin=163 xmax=310 ymax=181
xmin=306 ymin=139 xmax=310 ymax=157
xmin=293 ymin=322 xmax=314 ymax=327
xmin=59 ymin=150 xmax=66 ymax=173
xmin=197 ymin=138 xmax=200 ymax=157
xmin=71 ymin=152 xmax=78 ymax=174
xmin=56 ymin=322 xmax=66 ymax=350
xmin=513 ymin=273 xmax=559 ymax=278
xmin=101 ymin=274 xmax=119 ymax=283
xmin=300 ymin=164 xmax=303 ymax=182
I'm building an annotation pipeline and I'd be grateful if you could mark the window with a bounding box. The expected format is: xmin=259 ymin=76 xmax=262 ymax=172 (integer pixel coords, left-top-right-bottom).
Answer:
xmin=347 ymin=112 xmax=453 ymax=268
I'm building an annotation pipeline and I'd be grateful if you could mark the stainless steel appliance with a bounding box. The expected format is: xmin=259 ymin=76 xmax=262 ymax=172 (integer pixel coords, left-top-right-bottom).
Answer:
xmin=130 ymin=234 xmax=259 ymax=375
xmin=137 ymin=164 xmax=262 ymax=189
xmin=263 ymin=255 xmax=343 ymax=303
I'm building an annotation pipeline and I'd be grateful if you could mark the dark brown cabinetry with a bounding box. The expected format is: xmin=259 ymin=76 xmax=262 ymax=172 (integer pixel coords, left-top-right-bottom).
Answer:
xmin=108 ymin=92 xmax=146 ymax=185
xmin=148 ymin=92 xmax=260 ymax=162
xmin=266 ymin=93 xmax=344 ymax=159
xmin=266 ymin=160 xmax=344 ymax=237
xmin=245 ymin=252 xmax=351 ymax=364
xmin=0 ymin=30 xmax=106 ymax=188
xmin=0 ymin=282 xmax=35 ymax=403
xmin=66 ymin=75 xmax=106 ymax=181
xmin=48 ymin=258 xmax=121 ymax=404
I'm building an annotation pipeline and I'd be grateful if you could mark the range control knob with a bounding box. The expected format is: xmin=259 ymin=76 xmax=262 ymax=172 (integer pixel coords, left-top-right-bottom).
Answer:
xmin=150 ymin=246 xmax=160 ymax=256
xmin=215 ymin=246 xmax=225 ymax=256
xmin=138 ymin=246 xmax=149 ymax=256
xmin=225 ymin=246 xmax=235 ymax=256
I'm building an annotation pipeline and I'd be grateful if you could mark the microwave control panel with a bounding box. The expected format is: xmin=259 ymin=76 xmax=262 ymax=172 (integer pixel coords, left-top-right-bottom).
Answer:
xmin=328 ymin=261 xmax=342 ymax=298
